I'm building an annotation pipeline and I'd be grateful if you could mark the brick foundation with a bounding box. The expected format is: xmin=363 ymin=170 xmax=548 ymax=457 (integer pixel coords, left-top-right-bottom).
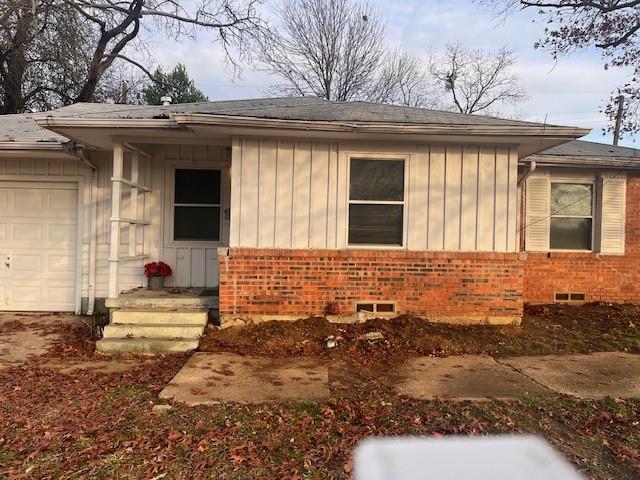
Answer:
xmin=219 ymin=249 xmax=523 ymax=325
xmin=523 ymin=175 xmax=640 ymax=304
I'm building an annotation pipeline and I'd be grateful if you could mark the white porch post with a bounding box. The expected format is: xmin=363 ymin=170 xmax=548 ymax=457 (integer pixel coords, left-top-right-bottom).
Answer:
xmin=108 ymin=142 xmax=124 ymax=298
xmin=129 ymin=151 xmax=139 ymax=257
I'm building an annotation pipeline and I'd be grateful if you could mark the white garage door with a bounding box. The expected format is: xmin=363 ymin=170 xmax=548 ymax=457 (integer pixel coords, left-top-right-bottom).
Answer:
xmin=0 ymin=181 xmax=78 ymax=311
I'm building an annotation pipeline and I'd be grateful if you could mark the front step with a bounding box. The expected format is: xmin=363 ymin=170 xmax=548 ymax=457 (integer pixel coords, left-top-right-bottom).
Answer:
xmin=97 ymin=338 xmax=200 ymax=354
xmin=105 ymin=296 xmax=218 ymax=310
xmin=99 ymin=307 xmax=211 ymax=354
xmin=112 ymin=309 xmax=209 ymax=325
xmin=103 ymin=323 xmax=206 ymax=339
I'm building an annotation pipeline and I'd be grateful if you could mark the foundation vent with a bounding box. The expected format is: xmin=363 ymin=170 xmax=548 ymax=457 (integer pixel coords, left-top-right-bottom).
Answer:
xmin=554 ymin=292 xmax=586 ymax=303
xmin=355 ymin=302 xmax=396 ymax=315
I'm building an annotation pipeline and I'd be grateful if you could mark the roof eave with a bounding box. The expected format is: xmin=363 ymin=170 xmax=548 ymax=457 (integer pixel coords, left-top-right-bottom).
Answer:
xmin=173 ymin=113 xmax=590 ymax=138
xmin=523 ymin=153 xmax=640 ymax=170
xmin=34 ymin=116 xmax=178 ymax=130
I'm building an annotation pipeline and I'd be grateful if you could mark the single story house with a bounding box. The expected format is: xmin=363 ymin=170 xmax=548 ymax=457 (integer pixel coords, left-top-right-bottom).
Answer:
xmin=1 ymin=97 xmax=638 ymax=336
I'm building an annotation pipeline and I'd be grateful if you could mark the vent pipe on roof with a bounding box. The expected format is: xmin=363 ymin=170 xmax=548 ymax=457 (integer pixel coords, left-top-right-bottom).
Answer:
xmin=161 ymin=96 xmax=172 ymax=106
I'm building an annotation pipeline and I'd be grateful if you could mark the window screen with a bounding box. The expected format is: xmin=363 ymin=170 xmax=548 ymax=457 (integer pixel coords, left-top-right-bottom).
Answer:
xmin=174 ymin=169 xmax=221 ymax=241
xmin=348 ymin=158 xmax=404 ymax=245
xmin=549 ymin=183 xmax=593 ymax=250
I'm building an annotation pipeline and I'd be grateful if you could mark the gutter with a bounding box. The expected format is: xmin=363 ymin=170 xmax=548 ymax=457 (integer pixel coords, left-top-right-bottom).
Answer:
xmin=65 ymin=143 xmax=99 ymax=316
xmin=34 ymin=116 xmax=177 ymax=130
xmin=523 ymin=154 xmax=640 ymax=170
xmin=33 ymin=113 xmax=591 ymax=139
xmin=173 ymin=113 xmax=591 ymax=138
xmin=0 ymin=141 xmax=65 ymax=151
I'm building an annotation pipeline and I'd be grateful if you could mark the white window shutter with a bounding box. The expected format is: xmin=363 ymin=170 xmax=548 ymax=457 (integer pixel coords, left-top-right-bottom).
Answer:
xmin=525 ymin=174 xmax=550 ymax=251
xmin=599 ymin=173 xmax=626 ymax=254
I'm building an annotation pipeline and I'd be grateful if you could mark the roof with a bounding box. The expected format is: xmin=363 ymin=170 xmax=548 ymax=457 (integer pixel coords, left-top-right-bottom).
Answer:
xmin=539 ymin=139 xmax=640 ymax=159
xmin=43 ymin=96 xmax=559 ymax=128
xmin=0 ymin=112 xmax=68 ymax=145
xmin=531 ymin=140 xmax=640 ymax=168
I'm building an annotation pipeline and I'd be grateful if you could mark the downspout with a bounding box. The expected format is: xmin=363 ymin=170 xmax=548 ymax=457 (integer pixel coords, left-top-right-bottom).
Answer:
xmin=517 ymin=160 xmax=537 ymax=186
xmin=66 ymin=143 xmax=99 ymax=315
xmin=517 ymin=160 xmax=537 ymax=252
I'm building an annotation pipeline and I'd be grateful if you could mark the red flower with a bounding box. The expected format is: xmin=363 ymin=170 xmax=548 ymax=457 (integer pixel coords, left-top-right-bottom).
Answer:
xmin=144 ymin=261 xmax=172 ymax=278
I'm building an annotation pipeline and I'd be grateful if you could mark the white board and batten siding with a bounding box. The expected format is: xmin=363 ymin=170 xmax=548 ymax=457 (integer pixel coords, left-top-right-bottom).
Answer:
xmin=524 ymin=169 xmax=627 ymax=254
xmin=230 ymin=139 xmax=519 ymax=252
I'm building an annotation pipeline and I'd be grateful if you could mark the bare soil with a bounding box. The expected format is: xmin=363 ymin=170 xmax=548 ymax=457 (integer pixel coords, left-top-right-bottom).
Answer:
xmin=200 ymin=303 xmax=640 ymax=365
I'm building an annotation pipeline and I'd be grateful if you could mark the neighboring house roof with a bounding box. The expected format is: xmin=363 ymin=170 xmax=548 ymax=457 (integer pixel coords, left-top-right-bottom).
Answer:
xmin=44 ymin=97 xmax=556 ymax=127
xmin=530 ymin=140 xmax=640 ymax=169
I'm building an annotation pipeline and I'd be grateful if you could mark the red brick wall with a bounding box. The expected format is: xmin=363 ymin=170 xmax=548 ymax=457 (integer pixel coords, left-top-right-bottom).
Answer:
xmin=219 ymin=249 xmax=523 ymax=320
xmin=522 ymin=175 xmax=640 ymax=303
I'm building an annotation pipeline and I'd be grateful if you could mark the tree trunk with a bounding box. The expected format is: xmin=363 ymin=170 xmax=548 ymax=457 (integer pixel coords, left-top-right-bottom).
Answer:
xmin=1 ymin=8 xmax=32 ymax=114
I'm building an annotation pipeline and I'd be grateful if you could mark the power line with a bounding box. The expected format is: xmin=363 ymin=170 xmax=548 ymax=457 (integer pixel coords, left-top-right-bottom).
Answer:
xmin=519 ymin=172 xmax=625 ymax=234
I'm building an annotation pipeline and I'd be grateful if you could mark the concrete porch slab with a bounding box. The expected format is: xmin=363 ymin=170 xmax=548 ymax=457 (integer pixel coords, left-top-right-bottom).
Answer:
xmin=159 ymin=352 xmax=330 ymax=405
xmin=106 ymin=287 xmax=218 ymax=310
xmin=501 ymin=352 xmax=640 ymax=399
xmin=396 ymin=355 xmax=551 ymax=401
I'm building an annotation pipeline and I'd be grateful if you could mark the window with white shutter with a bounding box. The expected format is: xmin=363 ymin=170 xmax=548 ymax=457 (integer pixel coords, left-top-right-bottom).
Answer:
xmin=524 ymin=171 xmax=627 ymax=254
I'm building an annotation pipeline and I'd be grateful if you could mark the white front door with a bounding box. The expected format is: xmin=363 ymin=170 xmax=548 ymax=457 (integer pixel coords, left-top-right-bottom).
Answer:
xmin=0 ymin=182 xmax=78 ymax=311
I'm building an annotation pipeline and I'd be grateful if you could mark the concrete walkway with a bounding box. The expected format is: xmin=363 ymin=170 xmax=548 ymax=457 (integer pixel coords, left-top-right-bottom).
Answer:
xmin=160 ymin=352 xmax=640 ymax=405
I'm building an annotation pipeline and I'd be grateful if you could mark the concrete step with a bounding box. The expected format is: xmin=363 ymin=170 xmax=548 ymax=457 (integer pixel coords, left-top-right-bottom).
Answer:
xmin=103 ymin=323 xmax=206 ymax=339
xmin=106 ymin=296 xmax=218 ymax=310
xmin=111 ymin=309 xmax=209 ymax=325
xmin=97 ymin=338 xmax=199 ymax=354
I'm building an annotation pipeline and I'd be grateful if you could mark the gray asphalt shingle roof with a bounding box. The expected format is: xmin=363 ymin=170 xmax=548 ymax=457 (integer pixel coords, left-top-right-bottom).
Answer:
xmin=537 ymin=139 xmax=640 ymax=159
xmin=0 ymin=112 xmax=68 ymax=144
xmin=43 ymin=97 xmax=555 ymax=127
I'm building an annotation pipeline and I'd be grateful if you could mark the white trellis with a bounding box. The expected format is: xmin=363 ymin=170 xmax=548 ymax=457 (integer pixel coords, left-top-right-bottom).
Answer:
xmin=108 ymin=142 xmax=152 ymax=298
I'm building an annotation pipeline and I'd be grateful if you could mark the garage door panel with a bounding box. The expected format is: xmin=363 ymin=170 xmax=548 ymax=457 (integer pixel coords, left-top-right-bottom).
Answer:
xmin=48 ymin=255 xmax=75 ymax=273
xmin=0 ymin=182 xmax=78 ymax=312
xmin=50 ymin=191 xmax=78 ymax=215
xmin=49 ymin=224 xmax=77 ymax=242
xmin=11 ymin=254 xmax=42 ymax=272
xmin=13 ymin=190 xmax=44 ymax=212
xmin=13 ymin=223 xmax=43 ymax=241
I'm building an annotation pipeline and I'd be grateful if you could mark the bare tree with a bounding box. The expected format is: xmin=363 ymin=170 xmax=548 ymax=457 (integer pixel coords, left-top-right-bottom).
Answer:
xmin=428 ymin=43 xmax=526 ymax=114
xmin=367 ymin=49 xmax=437 ymax=107
xmin=0 ymin=0 xmax=268 ymax=114
xmin=482 ymin=0 xmax=640 ymax=137
xmin=262 ymin=0 xmax=386 ymax=101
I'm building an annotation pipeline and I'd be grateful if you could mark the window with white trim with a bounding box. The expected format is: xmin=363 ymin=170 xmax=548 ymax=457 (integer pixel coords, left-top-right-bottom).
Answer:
xmin=348 ymin=158 xmax=405 ymax=246
xmin=173 ymin=169 xmax=221 ymax=241
xmin=549 ymin=182 xmax=594 ymax=251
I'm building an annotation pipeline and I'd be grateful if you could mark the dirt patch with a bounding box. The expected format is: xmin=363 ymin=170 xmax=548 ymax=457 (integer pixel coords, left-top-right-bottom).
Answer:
xmin=199 ymin=303 xmax=640 ymax=365
xmin=0 ymin=312 xmax=101 ymax=360
xmin=0 ymin=330 xmax=61 ymax=367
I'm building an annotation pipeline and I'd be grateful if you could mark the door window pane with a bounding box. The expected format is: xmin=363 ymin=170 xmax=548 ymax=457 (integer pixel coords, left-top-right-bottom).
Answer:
xmin=349 ymin=159 xmax=404 ymax=201
xmin=174 ymin=206 xmax=220 ymax=241
xmin=348 ymin=204 xmax=403 ymax=245
xmin=550 ymin=218 xmax=592 ymax=250
xmin=175 ymin=169 xmax=220 ymax=204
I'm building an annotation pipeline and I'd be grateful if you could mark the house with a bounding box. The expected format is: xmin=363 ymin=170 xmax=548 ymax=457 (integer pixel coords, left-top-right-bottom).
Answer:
xmin=0 ymin=97 xmax=638 ymax=351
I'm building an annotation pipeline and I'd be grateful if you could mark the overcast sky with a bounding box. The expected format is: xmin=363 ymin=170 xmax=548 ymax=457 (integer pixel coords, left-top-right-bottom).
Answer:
xmin=145 ymin=0 xmax=635 ymax=147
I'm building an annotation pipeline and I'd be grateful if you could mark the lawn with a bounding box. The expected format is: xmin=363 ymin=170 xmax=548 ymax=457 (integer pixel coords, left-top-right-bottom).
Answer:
xmin=1 ymin=303 xmax=639 ymax=479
